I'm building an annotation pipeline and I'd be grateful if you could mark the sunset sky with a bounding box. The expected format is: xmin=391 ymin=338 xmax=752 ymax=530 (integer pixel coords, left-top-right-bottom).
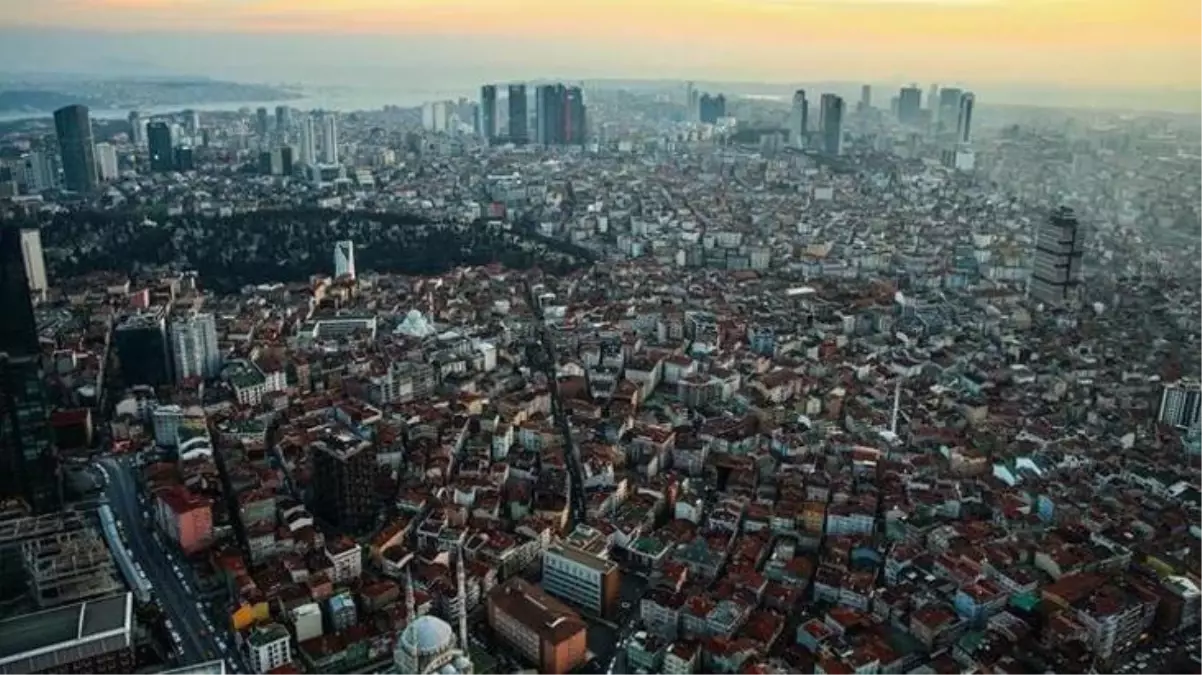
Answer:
xmin=0 ymin=0 xmax=1198 ymax=90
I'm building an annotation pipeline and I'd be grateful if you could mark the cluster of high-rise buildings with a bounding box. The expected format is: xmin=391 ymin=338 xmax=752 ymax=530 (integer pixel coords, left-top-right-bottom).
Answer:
xmin=476 ymin=82 xmax=587 ymax=146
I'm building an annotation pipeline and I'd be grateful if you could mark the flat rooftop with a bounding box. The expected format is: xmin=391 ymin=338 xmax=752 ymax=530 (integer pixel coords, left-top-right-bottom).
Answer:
xmin=0 ymin=593 xmax=131 ymax=670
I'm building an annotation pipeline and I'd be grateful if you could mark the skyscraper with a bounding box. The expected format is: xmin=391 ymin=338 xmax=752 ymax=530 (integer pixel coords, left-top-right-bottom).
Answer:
xmin=565 ymin=86 xmax=586 ymax=145
xmin=859 ymin=85 xmax=872 ymax=112
xmin=275 ymin=106 xmax=291 ymax=132
xmin=147 ymin=121 xmax=175 ymax=172
xmin=479 ymin=85 xmax=498 ymax=142
xmin=184 ymin=109 xmax=200 ymax=135
xmin=956 ymin=92 xmax=975 ymax=144
xmin=334 ymin=240 xmax=355 ymax=280
xmin=320 ymin=113 xmax=339 ymax=164
xmin=256 ymin=107 xmax=271 ymax=137
xmin=535 ymin=84 xmax=566 ymax=145
xmin=115 ymin=312 xmax=172 ymax=387
xmin=897 ymin=86 xmax=922 ymax=126
xmin=819 ymin=94 xmax=844 ymax=156
xmin=1029 ymin=206 xmax=1085 ymax=307
xmin=299 ymin=115 xmax=317 ymax=166
xmin=170 ymin=313 xmax=222 ymax=382
xmin=790 ymin=90 xmax=809 ymax=148
xmin=53 ymin=105 xmax=98 ymax=193
xmin=0 ymin=225 xmax=59 ymax=514
xmin=128 ymin=111 xmax=146 ymax=147
xmin=508 ymin=85 xmax=528 ymax=145
xmin=937 ymin=87 xmax=964 ymax=134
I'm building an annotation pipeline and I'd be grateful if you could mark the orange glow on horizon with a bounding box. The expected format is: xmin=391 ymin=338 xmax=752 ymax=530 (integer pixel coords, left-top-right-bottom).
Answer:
xmin=5 ymin=0 xmax=1199 ymax=88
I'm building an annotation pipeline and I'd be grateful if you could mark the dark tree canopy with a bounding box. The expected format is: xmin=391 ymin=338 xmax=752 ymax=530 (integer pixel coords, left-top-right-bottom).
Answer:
xmin=14 ymin=208 xmax=596 ymax=293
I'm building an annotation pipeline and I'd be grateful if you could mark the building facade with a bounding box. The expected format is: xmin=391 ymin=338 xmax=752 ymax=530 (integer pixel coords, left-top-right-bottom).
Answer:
xmin=480 ymin=85 xmax=498 ymax=141
xmin=147 ymin=121 xmax=175 ymax=173
xmin=487 ymin=578 xmax=588 ymax=674
xmin=508 ymin=85 xmax=528 ymax=145
xmin=170 ymin=313 xmax=222 ymax=382
xmin=541 ymin=543 xmax=620 ymax=617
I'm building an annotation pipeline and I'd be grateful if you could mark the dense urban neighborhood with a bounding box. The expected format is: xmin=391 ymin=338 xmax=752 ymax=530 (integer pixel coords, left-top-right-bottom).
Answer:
xmin=0 ymin=79 xmax=1199 ymax=675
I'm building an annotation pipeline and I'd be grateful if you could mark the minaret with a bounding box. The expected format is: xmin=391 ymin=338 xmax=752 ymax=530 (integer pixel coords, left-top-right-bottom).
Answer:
xmin=405 ymin=565 xmax=417 ymax=628
xmin=456 ymin=547 xmax=469 ymax=651
xmin=890 ymin=379 xmax=902 ymax=436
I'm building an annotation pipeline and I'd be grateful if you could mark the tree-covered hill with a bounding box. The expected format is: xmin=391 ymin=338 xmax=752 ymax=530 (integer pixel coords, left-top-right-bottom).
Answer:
xmin=12 ymin=208 xmax=595 ymax=293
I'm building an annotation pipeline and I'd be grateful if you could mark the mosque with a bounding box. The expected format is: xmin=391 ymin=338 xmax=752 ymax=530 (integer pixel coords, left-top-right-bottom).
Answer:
xmin=384 ymin=550 xmax=474 ymax=675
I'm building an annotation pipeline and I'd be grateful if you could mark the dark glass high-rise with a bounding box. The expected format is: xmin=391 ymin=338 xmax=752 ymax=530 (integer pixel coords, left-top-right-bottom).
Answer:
xmin=0 ymin=226 xmax=59 ymax=513
xmin=53 ymin=104 xmax=98 ymax=193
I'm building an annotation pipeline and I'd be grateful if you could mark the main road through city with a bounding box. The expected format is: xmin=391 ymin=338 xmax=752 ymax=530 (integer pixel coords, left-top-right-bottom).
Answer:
xmin=100 ymin=456 xmax=225 ymax=667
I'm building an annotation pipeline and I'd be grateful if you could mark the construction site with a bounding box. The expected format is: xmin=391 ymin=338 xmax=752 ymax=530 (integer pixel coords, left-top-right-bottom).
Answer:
xmin=0 ymin=500 xmax=124 ymax=613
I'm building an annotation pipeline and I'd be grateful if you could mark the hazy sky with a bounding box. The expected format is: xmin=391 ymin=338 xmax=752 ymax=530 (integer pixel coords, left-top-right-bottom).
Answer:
xmin=1 ymin=0 xmax=1198 ymax=91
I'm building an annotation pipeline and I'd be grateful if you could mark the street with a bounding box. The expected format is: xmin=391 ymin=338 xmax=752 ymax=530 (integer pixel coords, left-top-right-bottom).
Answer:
xmin=100 ymin=456 xmax=239 ymax=670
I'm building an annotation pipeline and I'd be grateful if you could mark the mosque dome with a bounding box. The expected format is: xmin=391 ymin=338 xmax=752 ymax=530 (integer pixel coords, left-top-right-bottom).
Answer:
xmin=399 ymin=616 xmax=455 ymax=657
xmin=396 ymin=309 xmax=436 ymax=338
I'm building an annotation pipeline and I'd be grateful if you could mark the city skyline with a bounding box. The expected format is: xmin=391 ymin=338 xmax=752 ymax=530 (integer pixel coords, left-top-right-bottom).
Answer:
xmin=0 ymin=0 xmax=1197 ymax=94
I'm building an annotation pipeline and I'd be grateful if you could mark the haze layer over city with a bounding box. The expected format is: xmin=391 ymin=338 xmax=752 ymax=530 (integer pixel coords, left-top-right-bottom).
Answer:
xmin=0 ymin=2 xmax=1198 ymax=675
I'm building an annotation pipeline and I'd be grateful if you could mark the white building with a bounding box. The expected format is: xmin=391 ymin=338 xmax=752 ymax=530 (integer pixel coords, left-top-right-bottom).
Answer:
xmin=95 ymin=142 xmax=119 ymax=180
xmin=19 ymin=228 xmax=47 ymax=300
xmin=325 ymin=539 xmax=362 ymax=584
xmin=320 ymin=113 xmax=339 ymax=164
xmin=541 ymin=543 xmax=619 ymax=616
xmin=333 ymin=240 xmax=355 ymax=279
xmin=171 ymin=313 xmax=222 ymax=382
xmin=289 ymin=602 xmax=323 ymax=643
xmin=245 ymin=623 xmax=292 ymax=674
xmin=1159 ymin=381 xmax=1202 ymax=430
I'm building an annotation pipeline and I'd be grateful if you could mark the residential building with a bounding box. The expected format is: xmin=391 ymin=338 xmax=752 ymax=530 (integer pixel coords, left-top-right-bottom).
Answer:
xmin=245 ymin=623 xmax=293 ymax=674
xmin=154 ymin=484 xmax=213 ymax=554
xmin=1159 ymin=380 xmax=1201 ymax=429
xmin=171 ymin=313 xmax=222 ymax=382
